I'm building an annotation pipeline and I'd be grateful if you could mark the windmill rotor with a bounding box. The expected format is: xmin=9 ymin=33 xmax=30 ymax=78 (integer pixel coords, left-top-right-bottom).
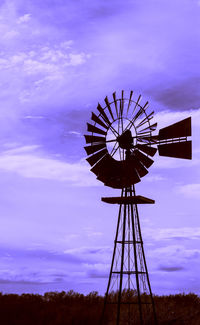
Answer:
xmin=84 ymin=91 xmax=192 ymax=189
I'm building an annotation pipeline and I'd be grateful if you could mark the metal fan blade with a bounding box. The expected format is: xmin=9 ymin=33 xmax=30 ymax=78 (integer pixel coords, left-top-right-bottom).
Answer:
xmin=143 ymin=101 xmax=149 ymax=111
xmin=84 ymin=135 xmax=106 ymax=144
xmin=87 ymin=123 xmax=107 ymax=135
xmin=158 ymin=141 xmax=192 ymax=159
xmin=132 ymin=106 xmax=144 ymax=123
xmin=127 ymin=90 xmax=133 ymax=114
xmin=105 ymin=96 xmax=114 ymax=120
xmin=133 ymin=101 xmax=148 ymax=123
xmin=91 ymin=154 xmax=112 ymax=177
xmin=135 ymin=161 xmax=148 ymax=177
xmin=93 ymin=156 xmax=125 ymax=187
xmin=98 ymin=159 xmax=141 ymax=188
xmin=132 ymin=94 xmax=142 ymax=116
xmin=136 ymin=111 xmax=154 ymax=129
xmin=159 ymin=117 xmax=191 ymax=140
xmin=129 ymin=155 xmax=148 ymax=177
xmin=138 ymin=122 xmax=157 ymax=134
xmin=97 ymin=162 xmax=122 ymax=184
xmin=112 ymin=92 xmax=118 ymax=117
xmin=120 ymin=90 xmax=124 ymax=117
xmin=134 ymin=149 xmax=154 ymax=168
xmin=91 ymin=112 xmax=108 ymax=129
xmin=104 ymin=173 xmax=140 ymax=189
xmin=125 ymin=160 xmax=141 ymax=183
xmin=136 ymin=144 xmax=157 ymax=157
xmin=97 ymin=103 xmax=111 ymax=125
xmin=84 ymin=143 xmax=106 ymax=156
xmin=86 ymin=148 xmax=108 ymax=166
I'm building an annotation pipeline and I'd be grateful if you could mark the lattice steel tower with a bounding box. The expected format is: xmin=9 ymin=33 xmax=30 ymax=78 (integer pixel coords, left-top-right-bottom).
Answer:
xmin=84 ymin=90 xmax=192 ymax=325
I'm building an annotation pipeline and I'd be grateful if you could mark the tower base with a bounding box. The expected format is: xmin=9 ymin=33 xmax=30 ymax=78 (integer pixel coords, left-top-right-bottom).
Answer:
xmin=101 ymin=186 xmax=157 ymax=325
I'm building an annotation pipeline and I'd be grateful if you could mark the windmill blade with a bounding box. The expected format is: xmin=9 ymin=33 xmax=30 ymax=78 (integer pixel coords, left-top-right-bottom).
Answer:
xmin=143 ymin=101 xmax=149 ymax=111
xmin=158 ymin=141 xmax=192 ymax=159
xmin=97 ymin=160 xmax=122 ymax=183
xmin=132 ymin=101 xmax=148 ymax=124
xmin=125 ymin=160 xmax=141 ymax=184
xmin=135 ymin=160 xmax=148 ymax=177
xmin=87 ymin=123 xmax=107 ymax=135
xmin=86 ymin=148 xmax=108 ymax=166
xmin=159 ymin=117 xmax=191 ymax=140
xmin=127 ymin=90 xmax=133 ymax=114
xmin=120 ymin=90 xmax=124 ymax=117
xmin=135 ymin=111 xmax=154 ymax=129
xmin=91 ymin=154 xmax=112 ymax=177
xmin=105 ymin=96 xmax=114 ymax=120
xmin=84 ymin=135 xmax=106 ymax=144
xmin=129 ymin=154 xmax=148 ymax=177
xmin=93 ymin=156 xmax=125 ymax=186
xmin=138 ymin=122 xmax=157 ymax=134
xmin=97 ymin=103 xmax=111 ymax=125
xmin=98 ymin=159 xmax=141 ymax=188
xmin=132 ymin=106 xmax=143 ymax=123
xmin=91 ymin=112 xmax=108 ymax=129
xmin=132 ymin=94 xmax=142 ymax=116
xmin=112 ymin=92 xmax=118 ymax=117
xmin=134 ymin=149 xmax=154 ymax=168
xmin=136 ymin=144 xmax=157 ymax=157
xmin=104 ymin=173 xmax=140 ymax=189
xmin=84 ymin=143 xmax=106 ymax=156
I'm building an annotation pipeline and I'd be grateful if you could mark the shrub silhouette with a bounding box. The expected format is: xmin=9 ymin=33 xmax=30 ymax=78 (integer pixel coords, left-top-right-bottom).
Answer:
xmin=0 ymin=291 xmax=199 ymax=324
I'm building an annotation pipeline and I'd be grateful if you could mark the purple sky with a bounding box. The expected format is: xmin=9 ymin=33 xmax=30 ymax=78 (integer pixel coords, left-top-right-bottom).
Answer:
xmin=0 ymin=0 xmax=200 ymax=296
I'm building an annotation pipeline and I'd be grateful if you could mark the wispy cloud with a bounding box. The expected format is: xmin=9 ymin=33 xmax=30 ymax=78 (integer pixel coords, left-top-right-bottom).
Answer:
xmin=144 ymin=227 xmax=200 ymax=241
xmin=0 ymin=145 xmax=98 ymax=186
xmin=158 ymin=265 xmax=185 ymax=272
xmin=17 ymin=13 xmax=31 ymax=24
xmin=177 ymin=184 xmax=200 ymax=199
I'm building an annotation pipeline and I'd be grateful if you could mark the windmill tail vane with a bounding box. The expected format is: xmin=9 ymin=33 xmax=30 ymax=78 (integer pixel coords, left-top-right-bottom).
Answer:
xmin=84 ymin=90 xmax=192 ymax=325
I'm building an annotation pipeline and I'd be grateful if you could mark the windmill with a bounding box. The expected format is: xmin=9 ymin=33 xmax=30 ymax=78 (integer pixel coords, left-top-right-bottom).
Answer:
xmin=84 ymin=90 xmax=192 ymax=325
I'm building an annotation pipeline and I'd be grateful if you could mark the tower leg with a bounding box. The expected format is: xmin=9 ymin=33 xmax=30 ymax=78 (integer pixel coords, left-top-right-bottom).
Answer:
xmin=101 ymin=186 xmax=157 ymax=325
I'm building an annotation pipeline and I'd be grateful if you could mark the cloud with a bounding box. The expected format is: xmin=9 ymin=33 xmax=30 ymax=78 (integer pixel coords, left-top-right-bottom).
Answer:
xmin=0 ymin=145 xmax=99 ymax=186
xmin=84 ymin=263 xmax=109 ymax=279
xmin=0 ymin=245 xmax=89 ymax=285
xmin=149 ymin=78 xmax=200 ymax=110
xmin=0 ymin=279 xmax=47 ymax=285
xmin=64 ymin=246 xmax=111 ymax=255
xmin=144 ymin=227 xmax=200 ymax=241
xmin=17 ymin=13 xmax=31 ymax=24
xmin=177 ymin=184 xmax=200 ymax=199
xmin=3 ymin=30 xmax=19 ymax=40
xmin=0 ymin=44 xmax=90 ymax=74
xmin=158 ymin=266 xmax=184 ymax=272
xmin=144 ymin=174 xmax=166 ymax=182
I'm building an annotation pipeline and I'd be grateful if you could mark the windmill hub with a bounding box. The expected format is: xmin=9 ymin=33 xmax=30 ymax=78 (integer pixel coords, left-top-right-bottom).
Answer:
xmin=117 ymin=129 xmax=133 ymax=149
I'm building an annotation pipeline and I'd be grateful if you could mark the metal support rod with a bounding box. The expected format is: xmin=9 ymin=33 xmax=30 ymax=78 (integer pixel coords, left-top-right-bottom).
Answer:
xmin=130 ymin=186 xmax=143 ymax=325
xmin=128 ymin=202 xmax=131 ymax=325
xmin=100 ymin=189 xmax=124 ymax=325
xmin=116 ymin=188 xmax=127 ymax=325
xmin=132 ymin=186 xmax=157 ymax=325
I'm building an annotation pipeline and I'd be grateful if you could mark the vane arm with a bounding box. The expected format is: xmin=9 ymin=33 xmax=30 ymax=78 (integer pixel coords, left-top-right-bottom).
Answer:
xmin=136 ymin=135 xmax=190 ymax=145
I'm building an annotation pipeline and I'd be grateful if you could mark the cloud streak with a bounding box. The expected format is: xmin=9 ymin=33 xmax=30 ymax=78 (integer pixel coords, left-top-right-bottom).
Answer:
xmin=0 ymin=145 xmax=99 ymax=186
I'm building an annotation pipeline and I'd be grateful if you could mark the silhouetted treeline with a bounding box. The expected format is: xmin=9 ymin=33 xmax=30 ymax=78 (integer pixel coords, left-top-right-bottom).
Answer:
xmin=0 ymin=290 xmax=199 ymax=325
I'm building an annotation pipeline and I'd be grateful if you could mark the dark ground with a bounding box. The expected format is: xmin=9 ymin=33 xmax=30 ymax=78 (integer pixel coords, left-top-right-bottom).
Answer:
xmin=0 ymin=291 xmax=200 ymax=325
